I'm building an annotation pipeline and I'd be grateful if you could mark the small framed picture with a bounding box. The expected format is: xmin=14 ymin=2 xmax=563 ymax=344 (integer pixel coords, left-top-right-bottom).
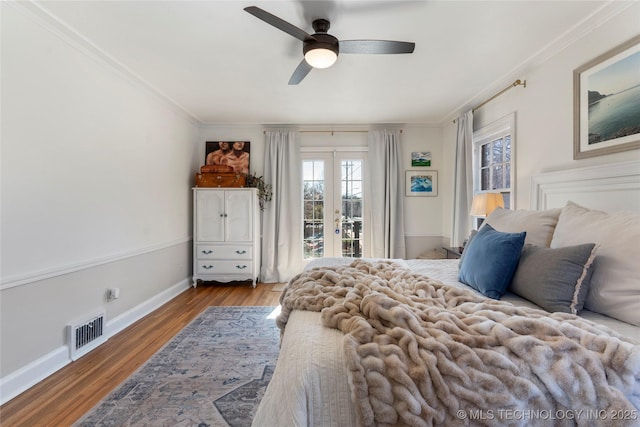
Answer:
xmin=406 ymin=170 xmax=438 ymax=197
xmin=411 ymin=151 xmax=431 ymax=167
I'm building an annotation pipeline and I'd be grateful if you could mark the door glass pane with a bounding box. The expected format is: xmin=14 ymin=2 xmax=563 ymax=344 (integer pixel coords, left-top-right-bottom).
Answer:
xmin=341 ymin=160 xmax=363 ymax=258
xmin=303 ymin=161 xmax=325 ymax=258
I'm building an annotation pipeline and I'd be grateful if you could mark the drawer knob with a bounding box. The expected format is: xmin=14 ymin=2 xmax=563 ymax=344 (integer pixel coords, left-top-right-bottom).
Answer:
xmin=236 ymin=265 xmax=247 ymax=270
xmin=203 ymin=265 xmax=214 ymax=270
xmin=202 ymin=250 xmax=213 ymax=255
xmin=235 ymin=250 xmax=247 ymax=254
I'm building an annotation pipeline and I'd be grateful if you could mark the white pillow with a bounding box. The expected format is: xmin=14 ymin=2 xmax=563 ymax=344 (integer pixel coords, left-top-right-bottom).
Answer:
xmin=485 ymin=207 xmax=562 ymax=247
xmin=550 ymin=201 xmax=640 ymax=326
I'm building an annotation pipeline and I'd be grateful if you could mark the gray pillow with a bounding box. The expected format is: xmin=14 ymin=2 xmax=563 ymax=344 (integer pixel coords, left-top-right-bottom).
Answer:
xmin=510 ymin=243 xmax=597 ymax=314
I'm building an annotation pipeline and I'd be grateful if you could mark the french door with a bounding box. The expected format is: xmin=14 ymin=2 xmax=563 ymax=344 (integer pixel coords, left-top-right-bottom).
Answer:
xmin=302 ymin=152 xmax=367 ymax=261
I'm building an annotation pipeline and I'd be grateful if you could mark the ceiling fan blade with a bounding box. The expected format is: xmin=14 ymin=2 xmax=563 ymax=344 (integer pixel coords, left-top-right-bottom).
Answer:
xmin=244 ymin=6 xmax=313 ymax=42
xmin=289 ymin=60 xmax=313 ymax=85
xmin=339 ymin=40 xmax=415 ymax=54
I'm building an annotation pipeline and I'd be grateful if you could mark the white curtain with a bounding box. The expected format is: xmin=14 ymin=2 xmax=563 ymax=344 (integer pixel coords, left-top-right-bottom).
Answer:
xmin=451 ymin=110 xmax=474 ymax=247
xmin=261 ymin=130 xmax=303 ymax=283
xmin=368 ymin=130 xmax=406 ymax=259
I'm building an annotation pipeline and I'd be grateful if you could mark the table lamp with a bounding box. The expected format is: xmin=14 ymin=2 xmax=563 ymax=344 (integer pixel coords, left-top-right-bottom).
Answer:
xmin=470 ymin=193 xmax=504 ymax=224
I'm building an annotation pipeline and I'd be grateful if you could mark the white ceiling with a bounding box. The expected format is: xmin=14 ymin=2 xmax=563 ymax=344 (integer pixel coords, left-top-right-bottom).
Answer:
xmin=32 ymin=0 xmax=617 ymax=125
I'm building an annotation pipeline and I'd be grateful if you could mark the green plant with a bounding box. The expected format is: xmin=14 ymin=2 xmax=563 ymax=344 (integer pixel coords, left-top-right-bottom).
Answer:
xmin=243 ymin=173 xmax=273 ymax=211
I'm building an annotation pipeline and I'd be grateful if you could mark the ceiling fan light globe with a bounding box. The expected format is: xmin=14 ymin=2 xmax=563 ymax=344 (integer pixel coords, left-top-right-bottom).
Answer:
xmin=304 ymin=48 xmax=337 ymax=69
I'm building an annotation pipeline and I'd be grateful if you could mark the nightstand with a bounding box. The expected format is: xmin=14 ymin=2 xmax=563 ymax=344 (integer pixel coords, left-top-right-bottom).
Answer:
xmin=442 ymin=247 xmax=463 ymax=259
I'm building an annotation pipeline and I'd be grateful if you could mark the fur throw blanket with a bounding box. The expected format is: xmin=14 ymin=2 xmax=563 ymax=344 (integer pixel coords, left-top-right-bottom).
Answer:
xmin=278 ymin=260 xmax=640 ymax=427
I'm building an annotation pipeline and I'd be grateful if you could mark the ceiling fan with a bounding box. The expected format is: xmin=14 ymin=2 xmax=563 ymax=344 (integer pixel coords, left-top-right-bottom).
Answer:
xmin=244 ymin=6 xmax=415 ymax=85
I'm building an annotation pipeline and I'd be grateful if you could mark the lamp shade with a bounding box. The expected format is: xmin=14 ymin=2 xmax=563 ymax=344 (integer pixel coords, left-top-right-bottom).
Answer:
xmin=470 ymin=193 xmax=504 ymax=217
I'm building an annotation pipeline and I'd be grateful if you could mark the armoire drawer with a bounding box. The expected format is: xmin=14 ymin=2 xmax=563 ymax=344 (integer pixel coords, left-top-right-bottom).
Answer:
xmin=195 ymin=245 xmax=252 ymax=260
xmin=196 ymin=260 xmax=253 ymax=275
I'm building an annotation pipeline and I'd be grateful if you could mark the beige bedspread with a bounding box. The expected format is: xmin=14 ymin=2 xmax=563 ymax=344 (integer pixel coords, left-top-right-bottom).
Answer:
xmin=278 ymin=260 xmax=640 ymax=427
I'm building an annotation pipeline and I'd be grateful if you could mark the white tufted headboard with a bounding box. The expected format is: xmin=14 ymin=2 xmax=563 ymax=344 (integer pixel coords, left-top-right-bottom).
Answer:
xmin=531 ymin=160 xmax=640 ymax=213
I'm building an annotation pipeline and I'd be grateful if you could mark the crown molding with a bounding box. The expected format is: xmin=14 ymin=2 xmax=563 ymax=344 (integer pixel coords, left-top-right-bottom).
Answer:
xmin=442 ymin=0 xmax=636 ymax=125
xmin=6 ymin=0 xmax=203 ymax=126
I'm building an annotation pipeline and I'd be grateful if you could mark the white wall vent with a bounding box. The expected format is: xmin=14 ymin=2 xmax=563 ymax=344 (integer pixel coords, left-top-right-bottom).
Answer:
xmin=68 ymin=311 xmax=107 ymax=361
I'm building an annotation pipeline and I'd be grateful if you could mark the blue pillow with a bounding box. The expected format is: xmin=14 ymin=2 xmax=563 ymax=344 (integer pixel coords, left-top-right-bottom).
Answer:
xmin=458 ymin=224 xmax=526 ymax=299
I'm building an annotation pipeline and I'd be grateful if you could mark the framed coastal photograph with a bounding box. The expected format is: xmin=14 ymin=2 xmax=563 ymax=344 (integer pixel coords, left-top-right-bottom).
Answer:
xmin=405 ymin=170 xmax=438 ymax=197
xmin=411 ymin=151 xmax=431 ymax=167
xmin=574 ymin=35 xmax=640 ymax=159
xmin=205 ymin=141 xmax=250 ymax=174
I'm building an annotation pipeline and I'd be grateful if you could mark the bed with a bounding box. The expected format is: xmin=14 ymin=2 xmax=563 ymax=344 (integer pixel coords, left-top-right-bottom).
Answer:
xmin=253 ymin=161 xmax=640 ymax=427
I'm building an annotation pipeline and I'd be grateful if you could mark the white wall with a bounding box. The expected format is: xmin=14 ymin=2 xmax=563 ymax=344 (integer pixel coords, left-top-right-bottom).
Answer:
xmin=442 ymin=3 xmax=640 ymax=240
xmin=399 ymin=126 xmax=445 ymax=257
xmin=1 ymin=3 xmax=199 ymax=400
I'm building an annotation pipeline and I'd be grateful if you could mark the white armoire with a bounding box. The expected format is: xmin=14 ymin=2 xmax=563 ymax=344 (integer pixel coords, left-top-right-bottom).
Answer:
xmin=192 ymin=188 xmax=260 ymax=287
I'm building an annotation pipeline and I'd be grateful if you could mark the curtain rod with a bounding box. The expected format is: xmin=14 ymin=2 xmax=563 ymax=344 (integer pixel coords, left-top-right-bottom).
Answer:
xmin=473 ymin=79 xmax=526 ymax=111
xmin=263 ymin=129 xmax=402 ymax=135
xmin=453 ymin=79 xmax=526 ymax=123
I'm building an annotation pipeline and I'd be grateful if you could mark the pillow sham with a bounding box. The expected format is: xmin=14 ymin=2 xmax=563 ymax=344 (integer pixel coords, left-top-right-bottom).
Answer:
xmin=458 ymin=224 xmax=526 ymax=299
xmin=550 ymin=201 xmax=640 ymax=326
xmin=485 ymin=207 xmax=561 ymax=247
xmin=510 ymin=243 xmax=597 ymax=314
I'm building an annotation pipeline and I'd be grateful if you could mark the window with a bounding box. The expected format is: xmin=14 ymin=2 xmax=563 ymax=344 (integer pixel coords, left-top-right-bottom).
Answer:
xmin=478 ymin=135 xmax=511 ymax=206
xmin=473 ymin=113 xmax=515 ymax=210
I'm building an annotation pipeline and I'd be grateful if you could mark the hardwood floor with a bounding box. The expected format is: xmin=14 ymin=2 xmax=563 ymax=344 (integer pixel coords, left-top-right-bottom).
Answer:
xmin=0 ymin=282 xmax=283 ymax=427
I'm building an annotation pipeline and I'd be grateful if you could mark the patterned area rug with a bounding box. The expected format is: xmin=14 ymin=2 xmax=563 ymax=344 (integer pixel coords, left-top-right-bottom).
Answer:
xmin=75 ymin=306 xmax=280 ymax=427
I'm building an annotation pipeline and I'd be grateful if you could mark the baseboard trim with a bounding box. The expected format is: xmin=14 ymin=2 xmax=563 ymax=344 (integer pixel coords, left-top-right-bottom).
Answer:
xmin=0 ymin=346 xmax=69 ymax=407
xmin=107 ymin=279 xmax=191 ymax=338
xmin=0 ymin=278 xmax=191 ymax=405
